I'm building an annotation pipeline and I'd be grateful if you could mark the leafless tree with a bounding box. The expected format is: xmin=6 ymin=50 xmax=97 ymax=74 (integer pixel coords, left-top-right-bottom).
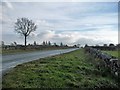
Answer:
xmin=48 ymin=41 xmax=51 ymax=46
xmin=14 ymin=18 xmax=37 ymax=48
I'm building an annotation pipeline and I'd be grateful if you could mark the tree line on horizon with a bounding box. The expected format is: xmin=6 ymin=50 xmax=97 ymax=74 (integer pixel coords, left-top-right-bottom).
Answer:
xmin=1 ymin=41 xmax=69 ymax=47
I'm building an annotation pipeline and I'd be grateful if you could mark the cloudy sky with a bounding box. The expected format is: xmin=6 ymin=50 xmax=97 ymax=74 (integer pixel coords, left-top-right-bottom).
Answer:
xmin=1 ymin=1 xmax=119 ymax=46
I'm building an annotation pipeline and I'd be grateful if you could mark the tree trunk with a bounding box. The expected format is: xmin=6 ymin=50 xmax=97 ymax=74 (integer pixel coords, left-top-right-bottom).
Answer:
xmin=25 ymin=35 xmax=27 ymax=49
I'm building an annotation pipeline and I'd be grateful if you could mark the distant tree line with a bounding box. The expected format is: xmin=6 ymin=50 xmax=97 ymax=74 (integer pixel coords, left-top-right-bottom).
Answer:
xmin=85 ymin=43 xmax=120 ymax=51
xmin=1 ymin=40 xmax=79 ymax=50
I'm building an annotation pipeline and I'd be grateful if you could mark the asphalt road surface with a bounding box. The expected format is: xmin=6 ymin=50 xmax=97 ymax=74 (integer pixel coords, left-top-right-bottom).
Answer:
xmin=1 ymin=48 xmax=78 ymax=75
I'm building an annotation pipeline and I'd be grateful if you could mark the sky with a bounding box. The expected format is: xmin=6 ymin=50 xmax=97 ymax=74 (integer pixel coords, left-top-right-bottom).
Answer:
xmin=1 ymin=1 xmax=119 ymax=46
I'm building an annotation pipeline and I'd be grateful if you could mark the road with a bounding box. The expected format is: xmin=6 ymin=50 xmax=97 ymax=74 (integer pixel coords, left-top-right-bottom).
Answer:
xmin=1 ymin=48 xmax=78 ymax=75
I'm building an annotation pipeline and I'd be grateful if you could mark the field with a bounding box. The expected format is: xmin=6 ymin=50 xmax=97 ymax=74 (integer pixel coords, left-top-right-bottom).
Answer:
xmin=102 ymin=50 xmax=120 ymax=59
xmin=1 ymin=47 xmax=71 ymax=55
xmin=2 ymin=49 xmax=119 ymax=88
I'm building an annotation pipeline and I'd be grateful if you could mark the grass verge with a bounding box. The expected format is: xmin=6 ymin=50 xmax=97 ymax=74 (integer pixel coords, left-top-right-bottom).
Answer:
xmin=102 ymin=50 xmax=120 ymax=59
xmin=2 ymin=49 xmax=119 ymax=88
xmin=1 ymin=47 xmax=71 ymax=55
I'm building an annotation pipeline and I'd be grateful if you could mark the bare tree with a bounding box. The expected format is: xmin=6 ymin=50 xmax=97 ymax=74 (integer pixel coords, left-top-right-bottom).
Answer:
xmin=43 ymin=41 xmax=46 ymax=46
xmin=34 ymin=41 xmax=37 ymax=46
xmin=60 ymin=42 xmax=63 ymax=46
xmin=14 ymin=18 xmax=37 ymax=48
xmin=1 ymin=41 xmax=4 ymax=46
xmin=48 ymin=41 xmax=51 ymax=46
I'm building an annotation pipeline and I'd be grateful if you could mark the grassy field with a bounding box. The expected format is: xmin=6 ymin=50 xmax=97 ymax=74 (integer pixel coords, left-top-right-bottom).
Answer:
xmin=1 ymin=47 xmax=71 ymax=55
xmin=102 ymin=50 xmax=120 ymax=59
xmin=2 ymin=49 xmax=119 ymax=88
xmin=1 ymin=49 xmax=40 ymax=55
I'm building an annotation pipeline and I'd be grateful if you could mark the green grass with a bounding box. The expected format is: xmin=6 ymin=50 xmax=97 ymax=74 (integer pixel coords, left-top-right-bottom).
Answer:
xmin=2 ymin=49 xmax=119 ymax=88
xmin=102 ymin=50 xmax=120 ymax=59
xmin=1 ymin=49 xmax=39 ymax=55
xmin=1 ymin=47 xmax=71 ymax=55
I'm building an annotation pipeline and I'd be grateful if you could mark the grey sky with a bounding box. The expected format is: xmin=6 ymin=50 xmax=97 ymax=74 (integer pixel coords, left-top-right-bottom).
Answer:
xmin=1 ymin=1 xmax=119 ymax=46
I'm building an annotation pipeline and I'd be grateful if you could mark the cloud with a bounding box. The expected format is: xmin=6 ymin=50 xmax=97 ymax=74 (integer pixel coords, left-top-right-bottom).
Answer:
xmin=3 ymin=0 xmax=14 ymax=10
xmin=2 ymin=33 xmax=24 ymax=44
xmin=2 ymin=27 xmax=118 ymax=46
xmin=1 ymin=2 xmax=14 ymax=28
xmin=37 ymin=30 xmax=55 ymax=40
xmin=31 ymin=26 xmax=118 ymax=46
xmin=35 ymin=19 xmax=54 ymax=31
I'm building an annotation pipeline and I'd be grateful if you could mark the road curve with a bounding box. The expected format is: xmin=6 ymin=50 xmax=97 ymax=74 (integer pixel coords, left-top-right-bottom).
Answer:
xmin=1 ymin=48 xmax=78 ymax=75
